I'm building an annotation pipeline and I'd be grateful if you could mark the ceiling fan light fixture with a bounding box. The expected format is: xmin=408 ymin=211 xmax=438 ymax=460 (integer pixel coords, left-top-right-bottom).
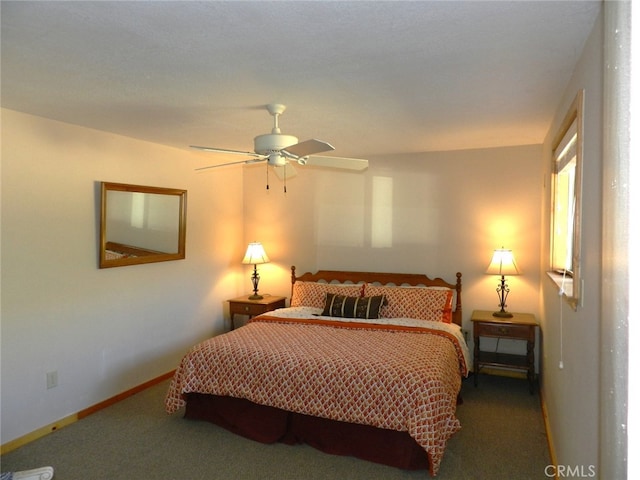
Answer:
xmin=268 ymin=153 xmax=287 ymax=166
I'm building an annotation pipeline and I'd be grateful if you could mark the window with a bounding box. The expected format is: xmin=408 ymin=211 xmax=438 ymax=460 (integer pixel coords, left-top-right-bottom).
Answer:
xmin=549 ymin=90 xmax=584 ymax=309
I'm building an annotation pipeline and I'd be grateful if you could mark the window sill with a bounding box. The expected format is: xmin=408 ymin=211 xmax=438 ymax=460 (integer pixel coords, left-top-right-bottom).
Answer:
xmin=546 ymin=271 xmax=579 ymax=310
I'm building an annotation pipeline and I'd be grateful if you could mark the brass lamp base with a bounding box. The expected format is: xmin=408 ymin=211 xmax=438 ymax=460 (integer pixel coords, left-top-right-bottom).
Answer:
xmin=248 ymin=264 xmax=263 ymax=300
xmin=492 ymin=274 xmax=513 ymax=318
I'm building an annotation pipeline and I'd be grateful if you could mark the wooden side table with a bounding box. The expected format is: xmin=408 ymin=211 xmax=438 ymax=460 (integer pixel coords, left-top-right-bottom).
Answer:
xmin=227 ymin=294 xmax=286 ymax=330
xmin=471 ymin=309 xmax=538 ymax=394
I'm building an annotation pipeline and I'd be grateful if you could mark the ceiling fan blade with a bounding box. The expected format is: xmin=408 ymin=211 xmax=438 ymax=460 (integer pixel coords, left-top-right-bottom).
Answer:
xmin=190 ymin=145 xmax=263 ymax=158
xmin=305 ymin=156 xmax=369 ymax=171
xmin=282 ymin=139 xmax=334 ymax=158
xmin=272 ymin=163 xmax=297 ymax=180
xmin=195 ymin=158 xmax=265 ymax=171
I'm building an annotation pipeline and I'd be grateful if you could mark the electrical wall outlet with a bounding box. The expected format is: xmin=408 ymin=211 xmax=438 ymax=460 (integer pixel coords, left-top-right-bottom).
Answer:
xmin=46 ymin=371 xmax=58 ymax=389
xmin=462 ymin=329 xmax=469 ymax=343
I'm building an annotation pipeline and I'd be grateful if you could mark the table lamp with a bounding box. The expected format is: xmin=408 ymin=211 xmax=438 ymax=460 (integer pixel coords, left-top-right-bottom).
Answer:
xmin=485 ymin=248 xmax=520 ymax=318
xmin=242 ymin=242 xmax=270 ymax=300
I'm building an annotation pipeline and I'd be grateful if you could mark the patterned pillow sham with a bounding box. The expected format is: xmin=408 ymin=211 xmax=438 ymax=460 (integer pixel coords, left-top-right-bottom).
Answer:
xmin=321 ymin=293 xmax=387 ymax=319
xmin=290 ymin=281 xmax=364 ymax=309
xmin=363 ymin=284 xmax=454 ymax=323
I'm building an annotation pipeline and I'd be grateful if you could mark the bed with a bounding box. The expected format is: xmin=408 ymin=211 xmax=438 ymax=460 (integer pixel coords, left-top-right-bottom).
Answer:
xmin=165 ymin=267 xmax=469 ymax=476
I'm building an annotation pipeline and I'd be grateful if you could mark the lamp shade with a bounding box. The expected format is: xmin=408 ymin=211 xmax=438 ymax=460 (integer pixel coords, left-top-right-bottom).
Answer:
xmin=242 ymin=242 xmax=270 ymax=265
xmin=485 ymin=248 xmax=520 ymax=276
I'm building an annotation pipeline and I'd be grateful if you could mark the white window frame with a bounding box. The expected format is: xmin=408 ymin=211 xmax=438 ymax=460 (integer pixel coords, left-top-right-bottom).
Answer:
xmin=548 ymin=90 xmax=584 ymax=310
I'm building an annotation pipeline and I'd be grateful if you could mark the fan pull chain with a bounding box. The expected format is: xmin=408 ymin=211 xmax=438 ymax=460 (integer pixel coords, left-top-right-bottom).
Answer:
xmin=266 ymin=164 xmax=270 ymax=190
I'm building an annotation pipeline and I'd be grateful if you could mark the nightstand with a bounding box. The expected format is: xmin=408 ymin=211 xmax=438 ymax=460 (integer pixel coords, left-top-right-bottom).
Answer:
xmin=227 ymin=294 xmax=286 ymax=330
xmin=471 ymin=309 xmax=538 ymax=394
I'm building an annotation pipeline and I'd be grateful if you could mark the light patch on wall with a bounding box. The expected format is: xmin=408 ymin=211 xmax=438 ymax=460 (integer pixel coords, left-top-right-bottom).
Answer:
xmin=391 ymin=170 xmax=439 ymax=246
xmin=371 ymin=176 xmax=393 ymax=248
xmin=315 ymin=172 xmax=365 ymax=247
xmin=484 ymin=215 xmax=522 ymax=247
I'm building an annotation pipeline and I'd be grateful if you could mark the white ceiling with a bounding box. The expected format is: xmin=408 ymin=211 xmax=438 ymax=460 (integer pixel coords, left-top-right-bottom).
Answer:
xmin=1 ymin=1 xmax=601 ymax=160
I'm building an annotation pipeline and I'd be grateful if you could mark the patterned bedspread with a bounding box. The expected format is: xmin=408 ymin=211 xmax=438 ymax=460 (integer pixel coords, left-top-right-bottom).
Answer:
xmin=165 ymin=308 xmax=470 ymax=475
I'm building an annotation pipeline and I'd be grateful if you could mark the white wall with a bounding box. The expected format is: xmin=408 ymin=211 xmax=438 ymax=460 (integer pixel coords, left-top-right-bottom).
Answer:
xmin=539 ymin=11 xmax=603 ymax=472
xmin=243 ymin=144 xmax=543 ymax=352
xmin=0 ymin=109 xmax=245 ymax=444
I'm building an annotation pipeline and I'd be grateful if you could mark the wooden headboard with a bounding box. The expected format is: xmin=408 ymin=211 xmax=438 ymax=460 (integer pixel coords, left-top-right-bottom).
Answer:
xmin=291 ymin=266 xmax=463 ymax=326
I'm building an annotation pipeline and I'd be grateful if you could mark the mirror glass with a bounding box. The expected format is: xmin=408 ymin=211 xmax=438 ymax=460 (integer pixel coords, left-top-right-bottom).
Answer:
xmin=99 ymin=182 xmax=187 ymax=268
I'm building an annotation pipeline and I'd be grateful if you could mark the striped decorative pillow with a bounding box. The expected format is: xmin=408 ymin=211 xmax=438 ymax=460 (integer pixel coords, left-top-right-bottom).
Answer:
xmin=321 ymin=293 xmax=387 ymax=319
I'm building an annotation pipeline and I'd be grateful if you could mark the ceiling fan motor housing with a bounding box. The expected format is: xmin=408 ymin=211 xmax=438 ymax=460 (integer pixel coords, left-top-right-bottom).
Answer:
xmin=254 ymin=133 xmax=298 ymax=166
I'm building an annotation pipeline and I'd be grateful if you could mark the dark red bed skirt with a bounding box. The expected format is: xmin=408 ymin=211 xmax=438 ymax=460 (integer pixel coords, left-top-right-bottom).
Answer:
xmin=184 ymin=393 xmax=430 ymax=470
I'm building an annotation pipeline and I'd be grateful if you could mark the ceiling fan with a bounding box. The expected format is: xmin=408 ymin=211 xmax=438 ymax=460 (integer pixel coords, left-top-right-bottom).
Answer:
xmin=190 ymin=103 xmax=368 ymax=189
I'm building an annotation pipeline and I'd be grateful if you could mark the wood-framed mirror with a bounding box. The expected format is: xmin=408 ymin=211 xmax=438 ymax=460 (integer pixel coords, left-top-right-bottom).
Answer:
xmin=99 ymin=182 xmax=187 ymax=268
